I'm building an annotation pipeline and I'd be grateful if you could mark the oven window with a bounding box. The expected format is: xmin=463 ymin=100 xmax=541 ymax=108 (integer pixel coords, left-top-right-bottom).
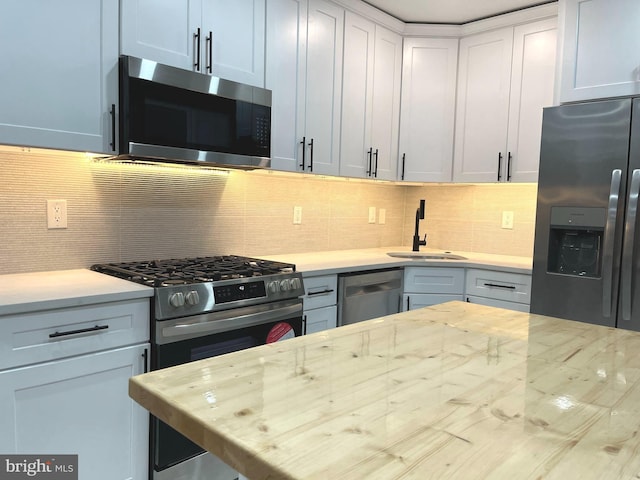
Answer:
xmin=152 ymin=316 xmax=302 ymax=472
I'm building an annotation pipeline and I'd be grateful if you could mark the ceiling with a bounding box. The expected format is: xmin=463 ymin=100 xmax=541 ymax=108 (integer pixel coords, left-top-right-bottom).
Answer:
xmin=362 ymin=0 xmax=557 ymax=24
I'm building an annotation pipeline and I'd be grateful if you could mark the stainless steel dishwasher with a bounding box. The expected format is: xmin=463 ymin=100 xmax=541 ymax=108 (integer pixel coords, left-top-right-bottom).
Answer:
xmin=338 ymin=269 xmax=403 ymax=326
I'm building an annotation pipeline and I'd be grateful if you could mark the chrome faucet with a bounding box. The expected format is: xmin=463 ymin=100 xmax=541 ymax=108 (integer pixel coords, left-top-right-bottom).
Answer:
xmin=412 ymin=199 xmax=427 ymax=252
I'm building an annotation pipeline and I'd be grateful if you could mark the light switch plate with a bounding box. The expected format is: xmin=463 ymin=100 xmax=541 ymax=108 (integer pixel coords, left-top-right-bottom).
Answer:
xmin=368 ymin=207 xmax=376 ymax=224
xmin=293 ymin=206 xmax=302 ymax=224
xmin=378 ymin=209 xmax=386 ymax=225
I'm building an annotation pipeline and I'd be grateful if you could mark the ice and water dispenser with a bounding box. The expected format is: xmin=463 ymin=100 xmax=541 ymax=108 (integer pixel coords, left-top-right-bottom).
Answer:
xmin=547 ymin=207 xmax=605 ymax=278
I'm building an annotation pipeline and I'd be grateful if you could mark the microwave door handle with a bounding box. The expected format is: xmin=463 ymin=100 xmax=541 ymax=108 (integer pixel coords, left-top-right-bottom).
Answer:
xmin=603 ymin=168 xmax=622 ymax=318
xmin=622 ymin=169 xmax=640 ymax=320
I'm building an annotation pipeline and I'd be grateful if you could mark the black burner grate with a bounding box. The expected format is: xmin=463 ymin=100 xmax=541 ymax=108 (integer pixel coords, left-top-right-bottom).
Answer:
xmin=91 ymin=255 xmax=295 ymax=287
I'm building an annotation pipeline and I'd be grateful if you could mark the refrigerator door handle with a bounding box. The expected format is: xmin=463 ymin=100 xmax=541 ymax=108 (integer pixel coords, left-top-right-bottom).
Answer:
xmin=621 ymin=169 xmax=640 ymax=320
xmin=603 ymin=169 xmax=623 ymax=318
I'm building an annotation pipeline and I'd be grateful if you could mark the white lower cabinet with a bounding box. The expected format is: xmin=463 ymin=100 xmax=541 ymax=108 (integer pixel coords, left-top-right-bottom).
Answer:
xmin=402 ymin=267 xmax=464 ymax=311
xmin=465 ymin=268 xmax=531 ymax=312
xmin=0 ymin=298 xmax=150 ymax=480
xmin=0 ymin=344 xmax=149 ymax=480
xmin=302 ymin=274 xmax=338 ymax=334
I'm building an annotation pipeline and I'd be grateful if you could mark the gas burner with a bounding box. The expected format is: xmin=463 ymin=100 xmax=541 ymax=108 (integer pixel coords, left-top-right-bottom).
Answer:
xmin=91 ymin=255 xmax=296 ymax=286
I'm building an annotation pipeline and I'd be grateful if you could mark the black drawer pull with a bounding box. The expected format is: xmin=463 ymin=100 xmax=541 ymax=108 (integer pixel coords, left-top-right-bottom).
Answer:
xmin=483 ymin=283 xmax=516 ymax=290
xmin=49 ymin=324 xmax=109 ymax=338
xmin=307 ymin=289 xmax=334 ymax=296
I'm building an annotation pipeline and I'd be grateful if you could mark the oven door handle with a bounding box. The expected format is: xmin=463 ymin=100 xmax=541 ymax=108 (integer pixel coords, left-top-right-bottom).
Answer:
xmin=160 ymin=301 xmax=302 ymax=341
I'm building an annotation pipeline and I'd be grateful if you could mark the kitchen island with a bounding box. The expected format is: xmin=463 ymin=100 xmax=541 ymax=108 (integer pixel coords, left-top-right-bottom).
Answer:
xmin=129 ymin=301 xmax=640 ymax=479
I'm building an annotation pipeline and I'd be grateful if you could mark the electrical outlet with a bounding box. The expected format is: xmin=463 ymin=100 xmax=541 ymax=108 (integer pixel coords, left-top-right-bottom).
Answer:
xmin=293 ymin=206 xmax=302 ymax=224
xmin=378 ymin=208 xmax=386 ymax=225
xmin=47 ymin=199 xmax=68 ymax=229
xmin=501 ymin=211 xmax=514 ymax=229
xmin=368 ymin=206 xmax=376 ymax=224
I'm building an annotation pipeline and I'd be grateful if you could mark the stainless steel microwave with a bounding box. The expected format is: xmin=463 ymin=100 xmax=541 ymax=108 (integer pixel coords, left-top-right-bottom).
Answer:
xmin=117 ymin=56 xmax=271 ymax=169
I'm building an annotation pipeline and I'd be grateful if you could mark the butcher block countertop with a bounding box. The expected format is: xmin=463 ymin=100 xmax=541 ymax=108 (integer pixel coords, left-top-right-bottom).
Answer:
xmin=129 ymin=301 xmax=640 ymax=479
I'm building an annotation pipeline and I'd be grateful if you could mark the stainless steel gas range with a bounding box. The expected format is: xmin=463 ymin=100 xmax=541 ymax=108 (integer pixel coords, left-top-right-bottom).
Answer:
xmin=91 ymin=255 xmax=305 ymax=480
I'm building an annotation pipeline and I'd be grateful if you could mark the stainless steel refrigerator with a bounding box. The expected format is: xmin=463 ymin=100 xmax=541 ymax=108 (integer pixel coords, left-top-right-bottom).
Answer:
xmin=531 ymin=98 xmax=640 ymax=330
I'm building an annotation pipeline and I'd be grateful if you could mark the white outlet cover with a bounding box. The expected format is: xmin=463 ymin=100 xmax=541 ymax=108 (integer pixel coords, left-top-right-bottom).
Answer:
xmin=47 ymin=199 xmax=68 ymax=229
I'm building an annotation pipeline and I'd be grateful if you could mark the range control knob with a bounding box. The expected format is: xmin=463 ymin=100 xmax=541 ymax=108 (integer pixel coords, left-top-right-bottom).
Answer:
xmin=185 ymin=290 xmax=200 ymax=306
xmin=279 ymin=279 xmax=291 ymax=292
xmin=290 ymin=277 xmax=301 ymax=290
xmin=268 ymin=281 xmax=279 ymax=294
xmin=169 ymin=292 xmax=185 ymax=308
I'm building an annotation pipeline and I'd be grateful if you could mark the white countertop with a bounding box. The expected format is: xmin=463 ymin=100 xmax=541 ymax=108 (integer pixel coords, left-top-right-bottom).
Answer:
xmin=0 ymin=269 xmax=153 ymax=316
xmin=260 ymin=247 xmax=532 ymax=276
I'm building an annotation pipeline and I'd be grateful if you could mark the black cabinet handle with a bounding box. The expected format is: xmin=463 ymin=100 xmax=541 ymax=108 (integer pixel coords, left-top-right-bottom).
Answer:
xmin=308 ymin=138 xmax=314 ymax=171
xmin=206 ymin=31 xmax=213 ymax=73
xmin=373 ymin=148 xmax=379 ymax=178
xmin=194 ymin=27 xmax=201 ymax=71
xmin=307 ymin=289 xmax=335 ymax=296
xmin=302 ymin=314 xmax=308 ymax=335
xmin=49 ymin=324 xmax=109 ymax=338
xmin=366 ymin=147 xmax=373 ymax=176
xmin=497 ymin=152 xmax=503 ymax=181
xmin=507 ymin=151 xmax=512 ymax=181
xmin=483 ymin=283 xmax=516 ymax=290
xmin=142 ymin=348 xmax=149 ymax=373
xmin=406 ymin=295 xmax=410 ymax=311
xmin=401 ymin=153 xmax=406 ymax=180
xmin=109 ymin=103 xmax=116 ymax=152
xmin=299 ymin=136 xmax=306 ymax=170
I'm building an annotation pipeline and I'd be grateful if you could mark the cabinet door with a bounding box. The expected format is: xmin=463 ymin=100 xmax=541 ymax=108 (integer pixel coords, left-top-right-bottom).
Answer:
xmin=304 ymin=305 xmax=338 ymax=334
xmin=202 ymin=0 xmax=265 ymax=87
xmin=398 ymin=38 xmax=458 ymax=182
xmin=121 ymin=0 xmax=201 ymax=71
xmin=302 ymin=0 xmax=344 ymax=176
xmin=0 ymin=0 xmax=118 ymax=153
xmin=370 ymin=25 xmax=402 ymax=181
xmin=453 ymin=28 xmax=514 ymax=182
xmin=266 ymin=0 xmax=307 ymax=172
xmin=465 ymin=295 xmax=529 ymax=312
xmin=0 ymin=344 xmax=149 ymax=480
xmin=339 ymin=12 xmax=375 ymax=179
xmin=403 ymin=294 xmax=463 ymax=311
xmin=506 ymin=18 xmax=557 ymax=182
xmin=560 ymin=0 xmax=640 ymax=103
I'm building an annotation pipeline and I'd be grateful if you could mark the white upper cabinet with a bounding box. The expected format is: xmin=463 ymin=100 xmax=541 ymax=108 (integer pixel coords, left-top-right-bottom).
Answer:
xmin=453 ymin=17 xmax=556 ymax=182
xmin=398 ymin=38 xmax=459 ymax=182
xmin=266 ymin=0 xmax=343 ymax=175
xmin=559 ymin=0 xmax=640 ymax=103
xmin=0 ymin=0 xmax=118 ymax=154
xmin=340 ymin=12 xmax=402 ymax=180
xmin=121 ymin=0 xmax=265 ymax=87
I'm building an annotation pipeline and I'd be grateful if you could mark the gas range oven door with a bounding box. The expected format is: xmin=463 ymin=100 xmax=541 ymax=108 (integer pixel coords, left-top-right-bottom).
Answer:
xmin=150 ymin=298 xmax=303 ymax=480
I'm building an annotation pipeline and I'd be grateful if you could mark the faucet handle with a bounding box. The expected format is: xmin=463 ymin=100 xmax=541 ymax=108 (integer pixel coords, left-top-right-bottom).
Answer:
xmin=420 ymin=234 xmax=427 ymax=246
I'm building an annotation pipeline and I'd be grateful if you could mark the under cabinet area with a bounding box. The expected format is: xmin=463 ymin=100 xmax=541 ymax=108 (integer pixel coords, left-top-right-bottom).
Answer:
xmin=0 ymin=298 xmax=150 ymax=480
xmin=302 ymin=274 xmax=338 ymax=334
xmin=453 ymin=17 xmax=557 ymax=183
xmin=465 ymin=268 xmax=531 ymax=312
xmin=0 ymin=0 xmax=118 ymax=154
xmin=121 ymin=0 xmax=265 ymax=87
xmin=402 ymin=267 xmax=464 ymax=311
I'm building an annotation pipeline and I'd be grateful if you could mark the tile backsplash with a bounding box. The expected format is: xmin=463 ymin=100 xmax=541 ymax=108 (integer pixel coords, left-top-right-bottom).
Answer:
xmin=0 ymin=147 xmax=537 ymax=274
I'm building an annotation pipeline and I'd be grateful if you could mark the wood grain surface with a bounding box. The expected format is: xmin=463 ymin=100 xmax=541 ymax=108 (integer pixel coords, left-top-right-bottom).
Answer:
xmin=129 ymin=301 xmax=640 ymax=479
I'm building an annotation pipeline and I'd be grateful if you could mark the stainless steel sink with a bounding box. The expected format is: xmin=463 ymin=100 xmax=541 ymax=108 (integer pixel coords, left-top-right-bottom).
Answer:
xmin=386 ymin=252 xmax=467 ymax=260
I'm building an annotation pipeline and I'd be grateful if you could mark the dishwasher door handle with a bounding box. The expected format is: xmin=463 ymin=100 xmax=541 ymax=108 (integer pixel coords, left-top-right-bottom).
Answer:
xmin=345 ymin=281 xmax=401 ymax=297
